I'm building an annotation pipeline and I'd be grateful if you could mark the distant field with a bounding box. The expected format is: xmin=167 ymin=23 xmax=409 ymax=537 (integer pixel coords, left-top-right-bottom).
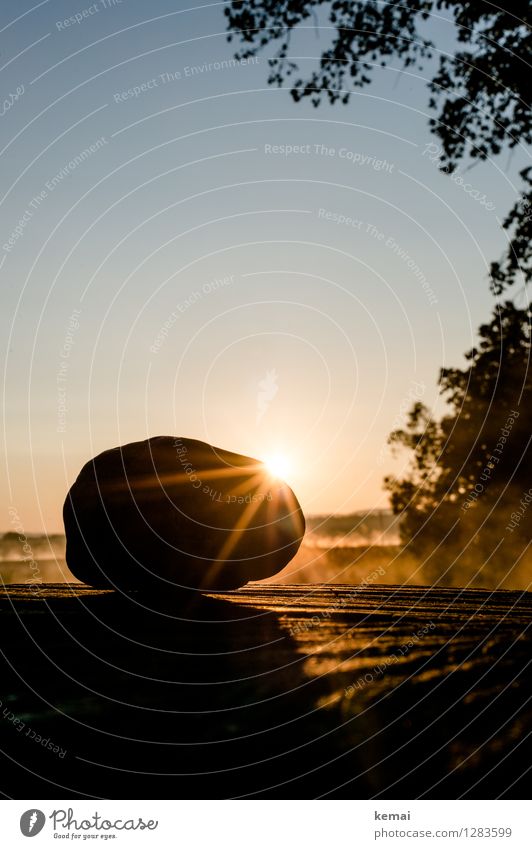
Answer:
xmin=1 ymin=522 xmax=530 ymax=590
xmin=270 ymin=543 xmax=409 ymax=584
xmin=0 ymin=558 xmax=74 ymax=584
xmin=0 ymin=513 xmax=401 ymax=587
xmin=0 ymin=546 xmax=405 ymax=587
xmin=282 ymin=543 xmax=532 ymax=590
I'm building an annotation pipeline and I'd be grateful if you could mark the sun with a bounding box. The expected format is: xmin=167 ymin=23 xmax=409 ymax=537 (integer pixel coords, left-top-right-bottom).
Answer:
xmin=263 ymin=452 xmax=293 ymax=481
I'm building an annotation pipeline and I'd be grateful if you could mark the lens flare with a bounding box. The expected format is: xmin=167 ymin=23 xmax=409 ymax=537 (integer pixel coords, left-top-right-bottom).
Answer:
xmin=264 ymin=453 xmax=293 ymax=481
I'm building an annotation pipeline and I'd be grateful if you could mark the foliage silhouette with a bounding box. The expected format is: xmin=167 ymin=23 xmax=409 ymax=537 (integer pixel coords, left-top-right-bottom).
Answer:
xmin=384 ymin=303 xmax=532 ymax=583
xmin=225 ymin=0 xmax=531 ymax=291
xmin=226 ymin=3 xmax=531 ymax=578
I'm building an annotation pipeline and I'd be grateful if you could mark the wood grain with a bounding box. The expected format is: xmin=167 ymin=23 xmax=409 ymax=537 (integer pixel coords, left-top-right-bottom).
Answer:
xmin=0 ymin=583 xmax=530 ymax=799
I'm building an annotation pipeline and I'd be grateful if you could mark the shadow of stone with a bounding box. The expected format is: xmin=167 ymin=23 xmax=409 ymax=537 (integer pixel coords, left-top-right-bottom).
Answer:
xmin=0 ymin=585 xmax=344 ymax=798
xmin=0 ymin=584 xmax=530 ymax=799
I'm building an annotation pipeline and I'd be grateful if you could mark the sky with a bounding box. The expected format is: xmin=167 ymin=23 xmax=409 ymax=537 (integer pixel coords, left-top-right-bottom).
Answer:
xmin=1 ymin=0 xmax=528 ymax=532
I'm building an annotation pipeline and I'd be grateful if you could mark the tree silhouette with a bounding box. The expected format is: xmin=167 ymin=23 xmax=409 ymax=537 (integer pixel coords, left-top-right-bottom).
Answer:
xmin=227 ymin=2 xmax=531 ymax=582
xmin=226 ymin=1 xmax=531 ymax=291
xmin=384 ymin=303 xmax=532 ymax=584
xmin=490 ymin=167 xmax=532 ymax=294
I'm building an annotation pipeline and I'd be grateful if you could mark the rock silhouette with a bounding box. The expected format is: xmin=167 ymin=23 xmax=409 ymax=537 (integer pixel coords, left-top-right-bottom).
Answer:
xmin=63 ymin=436 xmax=305 ymax=592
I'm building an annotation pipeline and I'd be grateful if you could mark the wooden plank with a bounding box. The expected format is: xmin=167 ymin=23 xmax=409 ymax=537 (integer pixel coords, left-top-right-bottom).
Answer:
xmin=0 ymin=584 xmax=530 ymax=798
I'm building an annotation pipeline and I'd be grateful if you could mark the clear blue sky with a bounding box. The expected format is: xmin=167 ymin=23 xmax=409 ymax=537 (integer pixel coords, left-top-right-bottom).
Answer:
xmin=1 ymin=0 xmax=528 ymax=531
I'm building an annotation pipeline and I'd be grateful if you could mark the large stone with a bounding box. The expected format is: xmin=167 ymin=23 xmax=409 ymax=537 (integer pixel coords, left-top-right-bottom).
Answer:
xmin=63 ymin=436 xmax=305 ymax=592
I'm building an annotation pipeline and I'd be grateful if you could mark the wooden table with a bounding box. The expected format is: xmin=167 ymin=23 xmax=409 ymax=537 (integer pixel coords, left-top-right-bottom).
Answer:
xmin=0 ymin=583 xmax=530 ymax=799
